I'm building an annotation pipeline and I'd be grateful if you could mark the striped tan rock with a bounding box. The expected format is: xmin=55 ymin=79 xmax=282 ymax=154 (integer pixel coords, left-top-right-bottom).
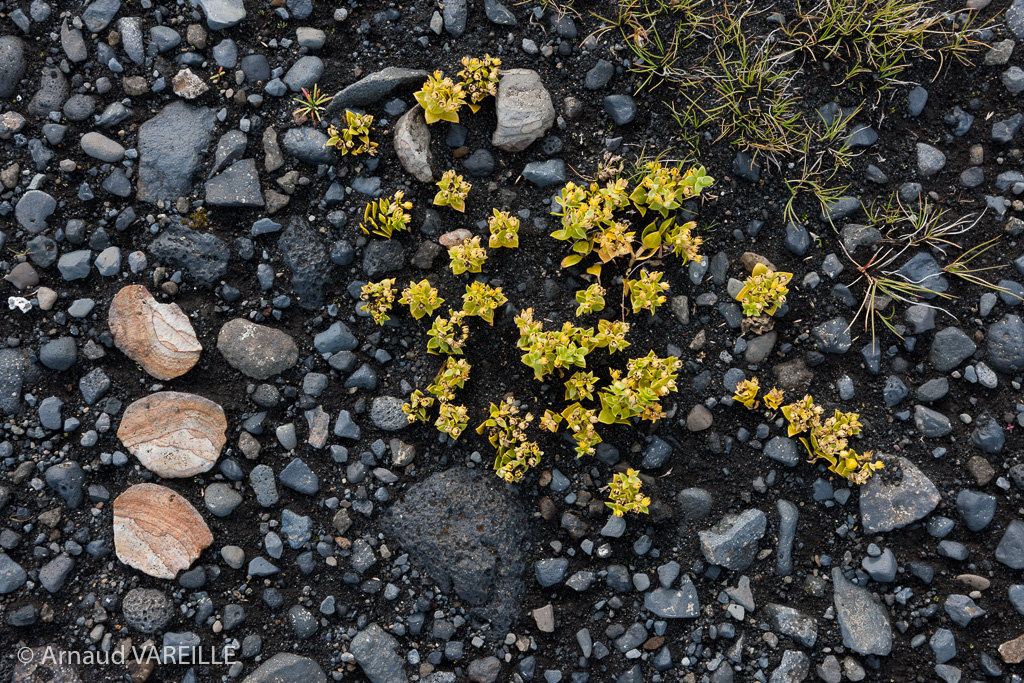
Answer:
xmin=108 ymin=285 xmax=201 ymax=380
xmin=113 ymin=483 xmax=212 ymax=579
xmin=118 ymin=392 xmax=227 ymax=477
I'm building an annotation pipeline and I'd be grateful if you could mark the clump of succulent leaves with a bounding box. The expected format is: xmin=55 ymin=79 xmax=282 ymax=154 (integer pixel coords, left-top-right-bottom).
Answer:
xmin=427 ymin=310 xmax=470 ymax=355
xmin=414 ymin=71 xmax=467 ymax=124
xmin=360 ymin=279 xmax=396 ymax=325
xmin=737 ymin=264 xmax=793 ymax=334
xmin=433 ymin=170 xmax=471 ymax=213
xmin=781 ymin=395 xmax=884 ymax=484
xmin=392 ymin=155 xmax=720 ymax=505
xmin=399 ymin=280 xmax=444 ymax=320
xmin=477 ymin=397 xmax=543 ymax=483
xmin=327 ymin=110 xmax=378 ymax=156
xmin=403 ymin=357 xmax=471 ymax=440
xmin=361 ymin=192 xmax=413 ymax=238
xmin=732 ymin=378 xmax=787 ymax=411
xmin=575 ymin=283 xmax=606 ymax=315
xmin=448 ymin=236 xmax=488 ymax=275
xmin=462 ymin=282 xmax=507 ymax=325
xmin=488 ymin=209 xmax=520 ymax=248
xmin=606 ymin=469 xmax=650 ymax=517
xmin=626 ymin=269 xmax=669 ymax=315
xmin=458 ymin=54 xmax=501 ymax=112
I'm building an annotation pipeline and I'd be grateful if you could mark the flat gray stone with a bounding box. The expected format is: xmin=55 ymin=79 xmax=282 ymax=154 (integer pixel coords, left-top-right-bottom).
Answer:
xmin=859 ymin=456 xmax=940 ymax=533
xmin=832 ymin=568 xmax=892 ymax=655
xmin=326 ymin=67 xmax=429 ymax=113
xmin=136 ymin=102 xmax=216 ymax=203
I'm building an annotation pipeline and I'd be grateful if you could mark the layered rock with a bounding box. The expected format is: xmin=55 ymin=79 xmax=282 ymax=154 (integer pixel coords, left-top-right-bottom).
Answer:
xmin=113 ymin=483 xmax=212 ymax=579
xmin=108 ymin=285 xmax=201 ymax=380
xmin=118 ymin=392 xmax=227 ymax=477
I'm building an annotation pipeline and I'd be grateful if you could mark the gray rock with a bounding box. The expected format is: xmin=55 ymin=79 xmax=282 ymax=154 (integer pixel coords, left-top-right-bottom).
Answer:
xmin=149 ymin=222 xmax=229 ymax=287
xmin=205 ymin=159 xmax=264 ymax=207
xmin=28 ymin=67 xmax=69 ymax=118
xmin=464 ymin=149 xmax=494 ymax=177
xmin=764 ymin=436 xmax=800 ymax=467
xmin=676 ymin=488 xmax=712 ymax=530
xmin=15 ymin=190 xmax=57 ymax=234
xmin=280 ymin=127 xmax=335 ymax=166
xmin=784 ymin=221 xmax=810 ymax=256
xmin=217 ymin=319 xmax=298 ymax=379
xmin=917 ymin=377 xmax=948 ymax=403
xmin=997 ymin=520 xmax=1024 ymax=569
xmin=327 ymin=67 xmax=429 ymax=113
xmin=604 ymin=95 xmax=637 ymax=125
xmin=0 ymin=37 xmax=27 ymax=99
xmin=210 ymin=130 xmax=247 ymax=176
xmin=0 ymin=350 xmax=27 ymax=415
xmin=279 ymin=458 xmax=318 ymax=495
xmin=278 ymin=216 xmax=330 ymax=309
xmin=314 ymin=321 xmax=357 ymax=354
xmin=732 ymin=151 xmax=761 ymax=182
xmin=122 ymin=588 xmax=173 ymax=633
xmin=483 ymin=0 xmax=516 ymax=25
xmin=492 ymin=69 xmax=555 ymax=152
xmin=776 ymin=499 xmax=797 ymax=576
xmin=770 ymin=651 xmax=810 ymax=683
xmin=765 ymin=604 xmax=816 ymax=647
xmin=283 ymin=56 xmax=324 ymax=93
xmin=914 ymin=405 xmax=951 ymax=437
xmin=930 ymin=628 xmax=956 ymax=664
xmin=944 ymin=594 xmax=985 ymax=627
xmin=351 ymin=624 xmax=408 ymax=683
xmin=281 ymin=509 xmax=313 ymax=548
xmin=859 ymin=455 xmax=940 ymax=533
xmin=79 ymin=368 xmax=110 ymax=404
xmin=442 ymin=0 xmax=467 ymax=36
xmin=371 ymin=396 xmax=407 ymax=431
xmin=242 ymin=653 xmax=324 ymax=683
xmin=698 ymin=509 xmax=767 ymax=571
xmin=957 ymin=489 xmax=996 ymax=531
xmin=535 ymin=558 xmax=569 ymax=587
xmin=907 ymin=86 xmax=928 ymax=116
xmin=897 ymin=254 xmax=948 ymax=300
xmin=861 ymin=548 xmax=897 ymax=582
xmin=916 ymin=143 xmax=946 ymax=176
xmin=45 ymin=462 xmax=84 ymax=508
xmin=383 ymin=468 xmax=525 ymax=632
xmin=644 ymin=579 xmax=700 ymax=619
xmin=363 ymin=239 xmax=405 ymax=279
xmin=39 ymin=337 xmax=77 ymax=371
xmin=993 ymin=113 xmax=1024 ymax=143
xmin=0 ymin=553 xmax=27 ymax=593
xmin=845 ymin=125 xmax=877 ymax=147
xmin=39 ymin=553 xmax=74 ymax=593
xmin=81 ymin=131 xmax=125 ymax=162
xmin=832 ymin=568 xmax=892 ymax=655
xmin=204 ymin=483 xmax=242 ymax=517
xmin=82 ymin=0 xmax=120 ymax=31
xmin=149 ymin=25 xmax=181 ymax=53
xmin=196 ymin=0 xmax=246 ymax=30
xmin=522 ymin=159 xmax=566 ymax=187
xmin=393 ymin=106 xmax=433 ymax=182
xmin=136 ymin=102 xmax=216 ymax=203
xmin=987 ymin=314 xmax=1024 ymax=373
xmin=930 ymin=327 xmax=976 ymax=372
xmin=250 ymin=465 xmax=278 ymax=507
xmin=839 ymin=225 xmax=880 ymax=254
xmin=813 ymin=317 xmax=851 ymax=353
xmin=287 ymin=605 xmax=317 ymax=639
xmin=119 ymin=17 xmax=144 ymax=64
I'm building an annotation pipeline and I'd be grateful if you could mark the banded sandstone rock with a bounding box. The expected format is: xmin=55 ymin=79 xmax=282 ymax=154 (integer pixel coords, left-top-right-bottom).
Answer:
xmin=108 ymin=285 xmax=202 ymax=380
xmin=113 ymin=483 xmax=212 ymax=579
xmin=118 ymin=392 xmax=227 ymax=477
